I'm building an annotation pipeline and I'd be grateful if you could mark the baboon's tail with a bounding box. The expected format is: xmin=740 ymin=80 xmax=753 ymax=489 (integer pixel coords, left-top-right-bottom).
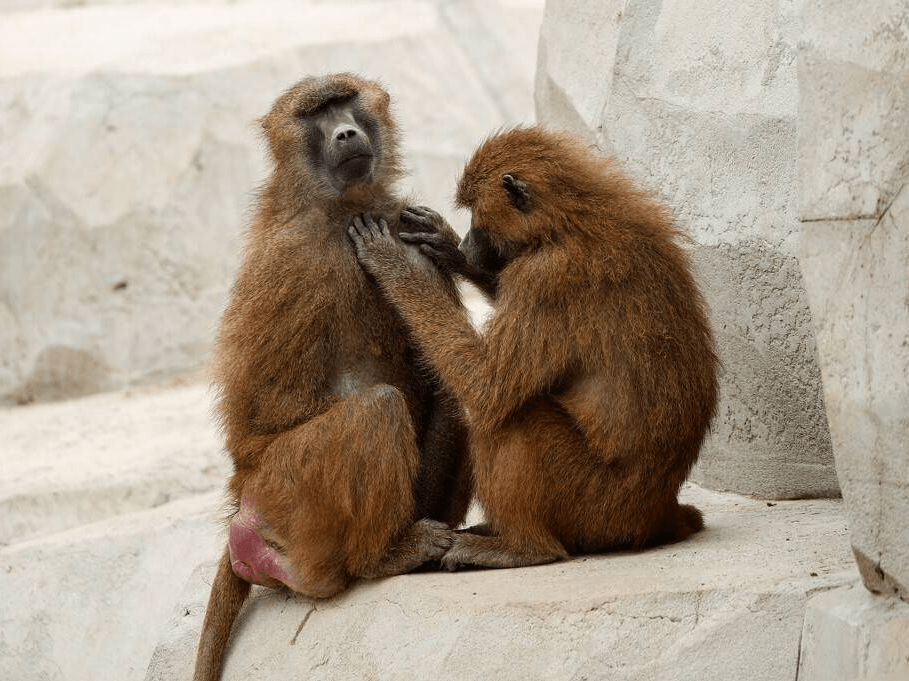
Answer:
xmin=193 ymin=545 xmax=251 ymax=681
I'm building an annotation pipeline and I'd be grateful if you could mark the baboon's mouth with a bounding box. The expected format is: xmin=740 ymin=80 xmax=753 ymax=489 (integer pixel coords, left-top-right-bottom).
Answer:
xmin=341 ymin=153 xmax=372 ymax=166
xmin=338 ymin=154 xmax=374 ymax=184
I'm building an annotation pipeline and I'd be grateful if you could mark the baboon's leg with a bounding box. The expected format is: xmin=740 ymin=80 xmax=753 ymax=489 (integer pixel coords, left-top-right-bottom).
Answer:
xmin=196 ymin=384 xmax=441 ymax=681
xmin=444 ymin=401 xmax=579 ymax=570
xmin=243 ymin=383 xmax=453 ymax=592
xmin=412 ymin=388 xmax=472 ymax=527
xmin=441 ymin=532 xmax=565 ymax=570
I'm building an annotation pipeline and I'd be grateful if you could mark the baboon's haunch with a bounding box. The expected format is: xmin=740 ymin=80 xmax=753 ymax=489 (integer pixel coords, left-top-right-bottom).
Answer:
xmin=193 ymin=73 xmax=471 ymax=681
xmin=350 ymin=126 xmax=719 ymax=570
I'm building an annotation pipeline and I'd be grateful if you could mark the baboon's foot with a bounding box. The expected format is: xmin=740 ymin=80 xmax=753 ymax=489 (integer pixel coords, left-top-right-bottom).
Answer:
xmin=361 ymin=519 xmax=454 ymax=579
xmin=440 ymin=531 xmax=566 ymax=571
xmin=412 ymin=518 xmax=456 ymax=562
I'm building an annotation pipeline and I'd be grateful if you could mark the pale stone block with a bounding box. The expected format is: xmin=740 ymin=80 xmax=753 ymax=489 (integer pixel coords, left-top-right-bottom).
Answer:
xmin=799 ymin=0 xmax=909 ymax=601
xmin=798 ymin=583 xmax=909 ymax=681
xmin=800 ymin=199 xmax=909 ymax=600
xmin=0 ymin=492 xmax=223 ymax=681
xmin=0 ymin=382 xmax=226 ymax=545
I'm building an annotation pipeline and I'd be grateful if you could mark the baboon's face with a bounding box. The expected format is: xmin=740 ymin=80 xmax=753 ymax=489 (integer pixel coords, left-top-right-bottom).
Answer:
xmin=460 ymin=218 xmax=511 ymax=277
xmin=304 ymin=96 xmax=380 ymax=193
xmin=459 ymin=172 xmax=531 ymax=275
xmin=262 ymin=79 xmax=390 ymax=196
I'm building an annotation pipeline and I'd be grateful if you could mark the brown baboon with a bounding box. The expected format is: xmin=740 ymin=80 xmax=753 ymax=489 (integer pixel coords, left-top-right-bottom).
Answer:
xmin=193 ymin=73 xmax=472 ymax=681
xmin=349 ymin=126 xmax=719 ymax=570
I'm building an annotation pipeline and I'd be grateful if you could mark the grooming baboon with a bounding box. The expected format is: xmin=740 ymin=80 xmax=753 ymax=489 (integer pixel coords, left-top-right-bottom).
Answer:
xmin=349 ymin=126 xmax=719 ymax=570
xmin=193 ymin=73 xmax=471 ymax=681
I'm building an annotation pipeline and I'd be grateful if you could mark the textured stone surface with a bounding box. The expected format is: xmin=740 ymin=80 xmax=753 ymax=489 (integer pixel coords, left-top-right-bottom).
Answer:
xmin=0 ymin=492 xmax=222 ymax=681
xmin=146 ymin=485 xmax=854 ymax=681
xmin=534 ymin=0 xmax=838 ymax=499
xmin=798 ymin=0 xmax=909 ymax=601
xmin=0 ymin=0 xmax=543 ymax=404
xmin=798 ymin=0 xmax=909 ymax=222
xmin=0 ymin=381 xmax=225 ymax=546
xmin=800 ymin=209 xmax=909 ymax=602
xmin=798 ymin=583 xmax=909 ymax=681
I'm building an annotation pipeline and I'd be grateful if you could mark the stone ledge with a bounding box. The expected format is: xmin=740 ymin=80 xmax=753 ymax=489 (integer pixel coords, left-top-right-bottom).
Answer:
xmin=0 ymin=381 xmax=226 ymax=545
xmin=147 ymin=485 xmax=854 ymax=681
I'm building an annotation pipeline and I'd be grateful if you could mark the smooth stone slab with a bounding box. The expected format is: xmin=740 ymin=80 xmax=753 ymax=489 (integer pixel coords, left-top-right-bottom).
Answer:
xmin=798 ymin=582 xmax=909 ymax=681
xmin=0 ymin=382 xmax=226 ymax=546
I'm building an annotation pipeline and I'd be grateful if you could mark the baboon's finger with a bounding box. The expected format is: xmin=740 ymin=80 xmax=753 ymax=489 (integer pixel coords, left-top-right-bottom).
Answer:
xmin=399 ymin=231 xmax=441 ymax=244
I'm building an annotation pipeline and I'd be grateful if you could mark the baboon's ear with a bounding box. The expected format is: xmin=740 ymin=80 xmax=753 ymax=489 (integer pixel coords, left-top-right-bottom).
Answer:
xmin=502 ymin=174 xmax=531 ymax=213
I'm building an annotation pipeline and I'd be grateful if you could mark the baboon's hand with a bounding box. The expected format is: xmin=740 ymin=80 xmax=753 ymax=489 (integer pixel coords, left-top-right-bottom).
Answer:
xmin=348 ymin=213 xmax=404 ymax=274
xmin=440 ymin=533 xmax=471 ymax=572
xmin=400 ymin=206 xmax=467 ymax=276
xmin=400 ymin=205 xmax=460 ymax=245
xmin=400 ymin=233 xmax=468 ymax=276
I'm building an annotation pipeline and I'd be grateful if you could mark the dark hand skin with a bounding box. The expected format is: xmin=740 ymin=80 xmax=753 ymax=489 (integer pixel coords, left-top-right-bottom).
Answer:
xmin=398 ymin=206 xmax=464 ymax=272
xmin=397 ymin=206 xmax=499 ymax=299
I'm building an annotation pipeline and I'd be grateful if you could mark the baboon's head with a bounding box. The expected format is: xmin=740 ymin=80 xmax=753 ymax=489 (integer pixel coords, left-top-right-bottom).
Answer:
xmin=456 ymin=127 xmax=617 ymax=246
xmin=260 ymin=73 xmax=403 ymax=200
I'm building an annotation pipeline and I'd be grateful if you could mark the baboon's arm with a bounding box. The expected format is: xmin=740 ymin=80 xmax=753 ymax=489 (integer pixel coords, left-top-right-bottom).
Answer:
xmin=349 ymin=214 xmax=561 ymax=430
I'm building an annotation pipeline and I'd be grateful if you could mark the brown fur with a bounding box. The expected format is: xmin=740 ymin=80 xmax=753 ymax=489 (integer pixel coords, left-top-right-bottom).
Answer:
xmin=350 ymin=126 xmax=719 ymax=570
xmin=193 ymin=74 xmax=471 ymax=681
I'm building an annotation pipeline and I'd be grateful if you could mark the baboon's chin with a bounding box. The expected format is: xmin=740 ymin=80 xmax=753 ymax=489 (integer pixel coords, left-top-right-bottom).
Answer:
xmin=332 ymin=155 xmax=374 ymax=190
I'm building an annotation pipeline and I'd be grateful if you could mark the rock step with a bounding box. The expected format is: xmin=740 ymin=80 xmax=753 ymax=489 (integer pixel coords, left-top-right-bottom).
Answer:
xmin=147 ymin=484 xmax=855 ymax=681
xmin=0 ymin=382 xmax=227 ymax=546
xmin=798 ymin=583 xmax=909 ymax=681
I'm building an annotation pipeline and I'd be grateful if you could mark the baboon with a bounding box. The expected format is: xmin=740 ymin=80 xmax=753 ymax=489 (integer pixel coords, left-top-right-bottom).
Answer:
xmin=193 ymin=73 xmax=471 ymax=681
xmin=349 ymin=126 xmax=719 ymax=570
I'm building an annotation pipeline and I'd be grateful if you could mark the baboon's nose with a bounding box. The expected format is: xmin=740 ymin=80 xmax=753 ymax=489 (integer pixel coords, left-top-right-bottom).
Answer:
xmin=335 ymin=126 xmax=357 ymax=142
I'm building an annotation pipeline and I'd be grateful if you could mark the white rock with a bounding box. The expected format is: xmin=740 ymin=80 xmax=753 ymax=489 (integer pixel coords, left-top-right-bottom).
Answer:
xmin=146 ymin=485 xmax=855 ymax=681
xmin=798 ymin=0 xmax=909 ymax=222
xmin=800 ymin=206 xmax=909 ymax=602
xmin=798 ymin=583 xmax=909 ymax=681
xmin=0 ymin=382 xmax=227 ymax=545
xmin=534 ymin=0 xmax=838 ymax=499
xmin=798 ymin=0 xmax=909 ymax=602
xmin=0 ymin=491 xmax=223 ymax=681
xmin=0 ymin=0 xmax=544 ymax=404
